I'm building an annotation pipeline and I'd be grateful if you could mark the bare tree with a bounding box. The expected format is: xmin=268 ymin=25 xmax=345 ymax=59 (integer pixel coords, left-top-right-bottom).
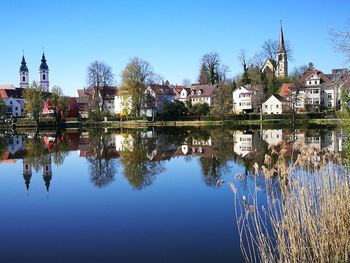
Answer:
xmin=87 ymin=61 xmax=114 ymax=120
xmin=238 ymin=49 xmax=251 ymax=85
xmin=219 ymin=64 xmax=230 ymax=82
xmin=182 ymin=78 xmax=191 ymax=86
xmin=262 ymin=39 xmax=293 ymax=62
xmin=330 ymin=20 xmax=350 ymax=62
xmin=198 ymin=52 xmax=221 ymax=85
xmin=284 ymin=79 xmax=304 ymax=123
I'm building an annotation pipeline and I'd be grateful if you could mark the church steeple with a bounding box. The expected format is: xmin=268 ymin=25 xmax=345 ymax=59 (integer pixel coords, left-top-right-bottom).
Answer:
xmin=278 ymin=22 xmax=286 ymax=54
xmin=19 ymin=55 xmax=29 ymax=89
xmin=276 ymin=21 xmax=288 ymax=78
xmin=39 ymin=52 xmax=49 ymax=91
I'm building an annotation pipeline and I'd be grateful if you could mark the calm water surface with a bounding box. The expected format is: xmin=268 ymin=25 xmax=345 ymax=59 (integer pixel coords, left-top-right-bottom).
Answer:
xmin=0 ymin=127 xmax=344 ymax=263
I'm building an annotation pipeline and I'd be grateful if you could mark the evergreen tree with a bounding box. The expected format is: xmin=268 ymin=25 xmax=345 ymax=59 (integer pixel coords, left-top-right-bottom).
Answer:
xmin=240 ymin=61 xmax=251 ymax=85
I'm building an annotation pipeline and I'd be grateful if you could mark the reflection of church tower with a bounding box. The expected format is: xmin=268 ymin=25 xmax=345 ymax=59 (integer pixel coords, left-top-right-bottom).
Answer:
xmin=19 ymin=55 xmax=29 ymax=89
xmin=276 ymin=22 xmax=288 ymax=78
xmin=42 ymin=155 xmax=52 ymax=192
xmin=22 ymin=159 xmax=32 ymax=192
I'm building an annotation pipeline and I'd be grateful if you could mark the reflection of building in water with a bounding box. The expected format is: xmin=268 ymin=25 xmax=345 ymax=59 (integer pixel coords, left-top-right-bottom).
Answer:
xmin=261 ymin=129 xmax=283 ymax=146
xmin=174 ymin=137 xmax=215 ymax=158
xmin=288 ymin=130 xmax=343 ymax=153
xmin=22 ymin=159 xmax=32 ymax=192
xmin=321 ymin=130 xmax=341 ymax=152
xmin=233 ymin=131 xmax=253 ymax=157
xmin=5 ymin=135 xmax=24 ymax=155
xmin=21 ymin=154 xmax=53 ymax=193
xmin=115 ymin=133 xmax=134 ymax=152
xmin=181 ymin=145 xmax=189 ymax=155
xmin=192 ymin=138 xmax=212 ymax=146
xmin=43 ymin=155 xmax=52 ymax=192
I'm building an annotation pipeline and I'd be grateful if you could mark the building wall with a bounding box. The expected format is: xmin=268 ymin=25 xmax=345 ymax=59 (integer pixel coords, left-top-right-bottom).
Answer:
xmin=262 ymin=96 xmax=283 ymax=114
xmin=191 ymin=96 xmax=211 ymax=106
xmin=115 ymin=95 xmax=132 ymax=115
xmin=232 ymin=86 xmax=253 ymax=114
xmin=5 ymin=98 xmax=23 ymax=117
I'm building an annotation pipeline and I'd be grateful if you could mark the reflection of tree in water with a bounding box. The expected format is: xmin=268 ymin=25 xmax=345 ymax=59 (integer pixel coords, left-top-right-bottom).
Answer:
xmin=51 ymin=131 xmax=71 ymax=167
xmin=87 ymin=158 xmax=116 ymax=188
xmin=0 ymin=137 xmax=7 ymax=158
xmin=199 ymin=157 xmax=222 ymax=186
xmin=120 ymin=131 xmax=164 ymax=189
xmin=198 ymin=129 xmax=234 ymax=187
xmin=24 ymin=132 xmax=49 ymax=172
xmin=86 ymin=132 xmax=118 ymax=188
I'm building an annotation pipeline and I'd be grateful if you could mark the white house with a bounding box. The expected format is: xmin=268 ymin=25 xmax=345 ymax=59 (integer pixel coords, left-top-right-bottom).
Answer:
xmin=262 ymin=94 xmax=285 ymax=114
xmin=232 ymin=86 xmax=254 ymax=114
xmin=115 ymin=92 xmax=132 ymax=115
xmin=287 ymin=69 xmax=343 ymax=111
xmin=175 ymin=84 xmax=218 ymax=107
xmin=141 ymin=84 xmax=176 ymax=117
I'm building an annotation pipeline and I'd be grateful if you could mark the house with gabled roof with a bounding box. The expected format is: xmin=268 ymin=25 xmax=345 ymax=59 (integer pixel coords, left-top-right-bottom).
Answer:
xmin=287 ymin=70 xmax=339 ymax=111
xmin=232 ymin=85 xmax=254 ymax=114
xmin=174 ymin=84 xmax=218 ymax=107
xmin=262 ymin=94 xmax=287 ymax=114
xmin=141 ymin=84 xmax=176 ymax=117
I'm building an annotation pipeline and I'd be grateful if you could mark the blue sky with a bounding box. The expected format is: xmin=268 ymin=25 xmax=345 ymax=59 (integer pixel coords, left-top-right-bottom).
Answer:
xmin=0 ymin=0 xmax=349 ymax=96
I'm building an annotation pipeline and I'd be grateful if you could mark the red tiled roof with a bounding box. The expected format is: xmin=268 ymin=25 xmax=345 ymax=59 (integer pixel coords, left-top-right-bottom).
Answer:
xmin=280 ymin=83 xmax=293 ymax=96
xmin=148 ymin=84 xmax=176 ymax=96
xmin=187 ymin=84 xmax=218 ymax=98
xmin=300 ymin=70 xmax=332 ymax=84
xmin=0 ymin=84 xmax=15 ymax=90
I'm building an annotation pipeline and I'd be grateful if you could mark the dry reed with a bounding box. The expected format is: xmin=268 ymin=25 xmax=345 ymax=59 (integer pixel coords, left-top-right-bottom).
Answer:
xmin=232 ymin=147 xmax=350 ymax=263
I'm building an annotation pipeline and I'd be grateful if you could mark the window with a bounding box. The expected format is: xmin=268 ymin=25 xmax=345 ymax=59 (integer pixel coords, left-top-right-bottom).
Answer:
xmin=328 ymin=93 xmax=332 ymax=99
xmin=309 ymin=81 xmax=312 ymax=85
xmin=328 ymin=102 xmax=332 ymax=108
xmin=10 ymin=101 xmax=12 ymax=105
xmin=15 ymin=107 xmax=18 ymax=110
xmin=276 ymin=105 xmax=279 ymax=108
xmin=43 ymin=74 xmax=46 ymax=80
xmin=22 ymin=76 xmax=25 ymax=82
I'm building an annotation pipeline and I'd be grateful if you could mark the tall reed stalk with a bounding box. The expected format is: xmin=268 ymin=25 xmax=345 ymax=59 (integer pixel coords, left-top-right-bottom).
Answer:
xmin=232 ymin=148 xmax=350 ymax=263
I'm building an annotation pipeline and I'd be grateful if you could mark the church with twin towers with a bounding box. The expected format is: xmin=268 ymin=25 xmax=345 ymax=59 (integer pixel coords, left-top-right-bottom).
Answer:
xmin=19 ymin=52 xmax=50 ymax=91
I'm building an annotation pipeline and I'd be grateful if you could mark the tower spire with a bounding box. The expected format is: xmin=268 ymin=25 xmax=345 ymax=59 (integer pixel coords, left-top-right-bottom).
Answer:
xmin=278 ymin=21 xmax=286 ymax=53
xmin=19 ymin=53 xmax=29 ymax=88
xmin=39 ymin=51 xmax=49 ymax=91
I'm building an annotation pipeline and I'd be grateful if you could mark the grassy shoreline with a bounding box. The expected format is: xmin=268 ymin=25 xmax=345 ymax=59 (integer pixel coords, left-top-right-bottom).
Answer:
xmin=6 ymin=118 xmax=342 ymax=130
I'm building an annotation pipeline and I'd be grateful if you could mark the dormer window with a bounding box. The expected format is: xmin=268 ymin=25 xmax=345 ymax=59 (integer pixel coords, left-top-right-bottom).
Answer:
xmin=197 ymin=90 xmax=202 ymax=95
xmin=191 ymin=90 xmax=195 ymax=95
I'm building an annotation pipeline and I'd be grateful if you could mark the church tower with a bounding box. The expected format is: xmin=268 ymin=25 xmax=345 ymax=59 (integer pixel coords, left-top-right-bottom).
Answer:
xmin=276 ymin=23 xmax=288 ymax=78
xmin=39 ymin=52 xmax=49 ymax=91
xmin=19 ymin=55 xmax=29 ymax=89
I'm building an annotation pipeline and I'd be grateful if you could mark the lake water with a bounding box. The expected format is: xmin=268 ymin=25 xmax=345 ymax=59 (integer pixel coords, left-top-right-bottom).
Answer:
xmin=0 ymin=127 xmax=344 ymax=263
